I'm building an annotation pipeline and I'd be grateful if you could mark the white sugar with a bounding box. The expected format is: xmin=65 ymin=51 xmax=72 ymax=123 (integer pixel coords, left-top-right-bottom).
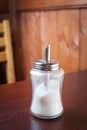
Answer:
xmin=30 ymin=80 xmax=63 ymax=117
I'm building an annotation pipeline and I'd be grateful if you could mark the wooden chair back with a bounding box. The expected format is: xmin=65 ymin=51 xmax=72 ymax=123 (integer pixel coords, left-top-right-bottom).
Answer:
xmin=0 ymin=20 xmax=16 ymax=83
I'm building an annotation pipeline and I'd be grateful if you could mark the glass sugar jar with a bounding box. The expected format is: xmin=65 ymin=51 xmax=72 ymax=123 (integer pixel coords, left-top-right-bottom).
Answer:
xmin=30 ymin=45 xmax=64 ymax=119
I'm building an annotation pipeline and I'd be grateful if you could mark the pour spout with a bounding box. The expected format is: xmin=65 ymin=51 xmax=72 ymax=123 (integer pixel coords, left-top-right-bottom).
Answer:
xmin=44 ymin=44 xmax=50 ymax=62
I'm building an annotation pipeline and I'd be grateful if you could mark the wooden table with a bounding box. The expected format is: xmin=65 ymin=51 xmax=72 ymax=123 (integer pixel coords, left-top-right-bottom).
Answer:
xmin=0 ymin=70 xmax=87 ymax=130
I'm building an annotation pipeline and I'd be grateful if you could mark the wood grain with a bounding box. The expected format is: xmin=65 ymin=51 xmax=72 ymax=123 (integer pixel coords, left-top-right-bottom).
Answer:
xmin=0 ymin=52 xmax=7 ymax=62
xmin=17 ymin=0 xmax=87 ymax=11
xmin=8 ymin=0 xmax=24 ymax=81
xmin=0 ymin=38 xmax=5 ymax=47
xmin=3 ymin=20 xmax=16 ymax=83
xmin=20 ymin=12 xmax=42 ymax=78
xmin=0 ymin=0 xmax=87 ymax=13
xmin=57 ymin=10 xmax=79 ymax=72
xmin=0 ymin=23 xmax=3 ymax=32
xmin=20 ymin=10 xmax=79 ymax=78
xmin=79 ymin=9 xmax=87 ymax=70
xmin=0 ymin=70 xmax=87 ymax=129
xmin=0 ymin=1 xmax=87 ymax=82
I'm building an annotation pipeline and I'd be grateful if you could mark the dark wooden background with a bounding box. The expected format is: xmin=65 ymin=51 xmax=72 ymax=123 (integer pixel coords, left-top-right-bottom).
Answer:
xmin=0 ymin=0 xmax=87 ymax=82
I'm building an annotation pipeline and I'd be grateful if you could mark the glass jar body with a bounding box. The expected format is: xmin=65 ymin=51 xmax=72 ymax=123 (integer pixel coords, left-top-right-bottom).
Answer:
xmin=30 ymin=68 xmax=64 ymax=119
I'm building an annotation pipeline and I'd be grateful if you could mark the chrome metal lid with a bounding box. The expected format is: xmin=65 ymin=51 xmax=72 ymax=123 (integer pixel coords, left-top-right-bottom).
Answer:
xmin=34 ymin=45 xmax=59 ymax=71
xmin=34 ymin=60 xmax=59 ymax=71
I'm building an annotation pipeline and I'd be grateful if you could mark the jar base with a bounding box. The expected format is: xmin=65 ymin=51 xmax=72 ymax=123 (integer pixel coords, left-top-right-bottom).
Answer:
xmin=30 ymin=110 xmax=64 ymax=119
